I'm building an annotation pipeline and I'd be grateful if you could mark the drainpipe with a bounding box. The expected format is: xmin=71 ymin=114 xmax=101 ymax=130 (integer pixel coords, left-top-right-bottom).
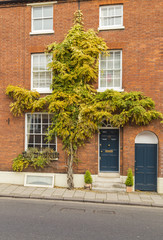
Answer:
xmin=78 ymin=0 xmax=80 ymax=10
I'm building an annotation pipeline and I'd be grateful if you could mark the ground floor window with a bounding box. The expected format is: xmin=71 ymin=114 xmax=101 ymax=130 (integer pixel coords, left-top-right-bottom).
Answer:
xmin=25 ymin=113 xmax=56 ymax=150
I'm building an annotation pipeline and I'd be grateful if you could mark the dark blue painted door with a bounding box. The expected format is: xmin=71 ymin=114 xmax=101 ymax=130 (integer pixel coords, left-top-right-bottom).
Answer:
xmin=100 ymin=129 xmax=119 ymax=172
xmin=135 ymin=144 xmax=157 ymax=191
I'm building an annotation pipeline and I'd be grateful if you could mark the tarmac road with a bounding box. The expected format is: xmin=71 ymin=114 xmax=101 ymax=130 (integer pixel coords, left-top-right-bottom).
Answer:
xmin=0 ymin=198 xmax=162 ymax=240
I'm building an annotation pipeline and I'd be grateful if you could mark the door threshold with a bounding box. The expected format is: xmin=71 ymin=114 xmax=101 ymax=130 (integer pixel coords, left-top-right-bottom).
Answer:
xmin=98 ymin=172 xmax=120 ymax=178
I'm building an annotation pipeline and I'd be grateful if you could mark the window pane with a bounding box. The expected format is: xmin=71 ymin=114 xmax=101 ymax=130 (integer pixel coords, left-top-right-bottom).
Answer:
xmin=33 ymin=72 xmax=39 ymax=88
xmin=114 ymin=70 xmax=120 ymax=78
xmin=100 ymin=61 xmax=106 ymax=69
xmin=42 ymin=124 xmax=48 ymax=133
xmin=108 ymin=17 xmax=114 ymax=26
xmin=115 ymin=52 xmax=120 ymax=60
xmin=42 ymin=135 xmax=47 ymax=144
xmin=114 ymin=78 xmax=120 ymax=87
xmin=33 ymin=19 xmax=42 ymax=31
xmin=115 ymin=6 xmax=122 ymax=16
xmin=107 ymin=61 xmax=113 ymax=69
xmin=101 ymin=53 xmax=107 ymax=60
xmin=43 ymin=19 xmax=53 ymax=30
xmin=107 ymin=52 xmax=113 ymax=60
xmin=114 ymin=60 xmax=120 ymax=69
xmin=115 ymin=17 xmax=121 ymax=25
xmin=28 ymin=135 xmax=34 ymax=144
xmin=34 ymin=124 xmax=41 ymax=134
xmin=35 ymin=114 xmax=41 ymax=124
xmin=108 ymin=7 xmax=114 ymax=17
xmin=35 ymin=135 xmax=41 ymax=144
xmin=100 ymin=70 xmax=106 ymax=78
xmin=42 ymin=114 xmax=49 ymax=124
xmin=33 ymin=7 xmax=42 ymax=18
xmin=43 ymin=6 xmax=53 ymax=17
xmin=49 ymin=145 xmax=56 ymax=151
xmin=100 ymin=79 xmax=106 ymax=88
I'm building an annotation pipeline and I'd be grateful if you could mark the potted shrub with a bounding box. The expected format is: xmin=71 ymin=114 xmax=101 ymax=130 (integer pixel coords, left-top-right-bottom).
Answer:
xmin=125 ymin=168 xmax=133 ymax=192
xmin=84 ymin=170 xmax=93 ymax=190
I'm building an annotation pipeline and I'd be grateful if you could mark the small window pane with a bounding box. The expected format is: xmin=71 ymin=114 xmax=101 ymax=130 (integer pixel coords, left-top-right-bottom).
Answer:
xmin=114 ymin=60 xmax=120 ymax=69
xmin=107 ymin=52 xmax=113 ymax=60
xmin=115 ymin=17 xmax=121 ymax=25
xmin=115 ymin=52 xmax=120 ymax=60
xmin=28 ymin=135 xmax=34 ymax=144
xmin=108 ymin=7 xmax=114 ymax=17
xmin=33 ymin=7 xmax=42 ymax=18
xmin=100 ymin=79 xmax=106 ymax=88
xmin=100 ymin=61 xmax=106 ymax=69
xmin=114 ymin=70 xmax=120 ymax=78
xmin=108 ymin=18 xmax=114 ymax=26
xmin=35 ymin=114 xmax=41 ymax=124
xmin=107 ymin=61 xmax=113 ymax=69
xmin=43 ymin=19 xmax=53 ymax=30
xmin=101 ymin=8 xmax=107 ymax=17
xmin=34 ymin=124 xmax=41 ymax=134
xmin=42 ymin=114 xmax=49 ymax=124
xmin=35 ymin=135 xmax=41 ymax=144
xmin=42 ymin=124 xmax=48 ymax=133
xmin=100 ymin=70 xmax=106 ymax=78
xmin=115 ymin=6 xmax=122 ymax=16
xmin=42 ymin=136 xmax=47 ymax=144
xmin=114 ymin=78 xmax=120 ymax=87
xmin=33 ymin=19 xmax=42 ymax=31
xmin=43 ymin=6 xmax=53 ymax=17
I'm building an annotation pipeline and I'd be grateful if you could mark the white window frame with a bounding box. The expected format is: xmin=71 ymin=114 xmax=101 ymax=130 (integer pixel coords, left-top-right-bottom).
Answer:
xmin=99 ymin=5 xmax=125 ymax=31
xmin=25 ymin=113 xmax=57 ymax=151
xmin=31 ymin=53 xmax=52 ymax=93
xmin=30 ymin=4 xmax=54 ymax=35
xmin=98 ymin=50 xmax=123 ymax=92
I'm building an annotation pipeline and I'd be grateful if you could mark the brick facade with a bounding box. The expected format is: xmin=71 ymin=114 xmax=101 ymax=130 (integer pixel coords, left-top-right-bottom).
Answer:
xmin=0 ymin=0 xmax=162 ymax=180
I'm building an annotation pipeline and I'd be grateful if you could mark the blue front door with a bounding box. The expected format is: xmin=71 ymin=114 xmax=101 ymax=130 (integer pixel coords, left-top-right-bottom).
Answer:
xmin=100 ymin=129 xmax=119 ymax=172
xmin=135 ymin=144 xmax=157 ymax=191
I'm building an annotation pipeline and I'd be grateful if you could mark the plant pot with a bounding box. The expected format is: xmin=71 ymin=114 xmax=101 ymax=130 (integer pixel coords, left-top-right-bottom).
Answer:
xmin=84 ymin=183 xmax=92 ymax=190
xmin=126 ymin=186 xmax=133 ymax=193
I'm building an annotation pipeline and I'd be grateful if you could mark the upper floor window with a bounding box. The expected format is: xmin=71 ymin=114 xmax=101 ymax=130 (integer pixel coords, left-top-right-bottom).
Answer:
xmin=99 ymin=50 xmax=122 ymax=91
xmin=31 ymin=53 xmax=52 ymax=93
xmin=99 ymin=5 xmax=124 ymax=30
xmin=31 ymin=5 xmax=53 ymax=34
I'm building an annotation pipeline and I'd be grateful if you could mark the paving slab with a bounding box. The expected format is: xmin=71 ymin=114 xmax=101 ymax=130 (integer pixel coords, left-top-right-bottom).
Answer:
xmin=52 ymin=188 xmax=66 ymax=196
xmin=84 ymin=191 xmax=96 ymax=200
xmin=117 ymin=193 xmax=129 ymax=202
xmin=96 ymin=193 xmax=106 ymax=200
xmin=128 ymin=193 xmax=142 ymax=202
xmin=41 ymin=188 xmax=56 ymax=197
xmin=63 ymin=190 xmax=75 ymax=199
xmin=73 ymin=190 xmax=85 ymax=199
xmin=106 ymin=193 xmax=118 ymax=201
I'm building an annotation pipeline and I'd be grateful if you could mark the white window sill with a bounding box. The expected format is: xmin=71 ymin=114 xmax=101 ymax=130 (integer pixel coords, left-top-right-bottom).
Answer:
xmin=97 ymin=88 xmax=124 ymax=92
xmin=98 ymin=26 xmax=125 ymax=31
xmin=30 ymin=30 xmax=54 ymax=35
xmin=32 ymin=88 xmax=52 ymax=94
xmin=27 ymin=1 xmax=57 ymax=6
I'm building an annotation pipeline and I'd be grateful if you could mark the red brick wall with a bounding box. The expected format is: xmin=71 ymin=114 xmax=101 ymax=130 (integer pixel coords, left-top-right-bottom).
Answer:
xmin=0 ymin=0 xmax=162 ymax=176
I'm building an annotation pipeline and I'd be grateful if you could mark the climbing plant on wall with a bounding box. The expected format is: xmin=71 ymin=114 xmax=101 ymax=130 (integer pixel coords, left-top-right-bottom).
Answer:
xmin=6 ymin=11 xmax=162 ymax=189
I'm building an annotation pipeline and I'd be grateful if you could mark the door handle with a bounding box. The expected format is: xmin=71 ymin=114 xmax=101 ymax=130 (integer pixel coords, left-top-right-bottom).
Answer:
xmin=135 ymin=168 xmax=138 ymax=170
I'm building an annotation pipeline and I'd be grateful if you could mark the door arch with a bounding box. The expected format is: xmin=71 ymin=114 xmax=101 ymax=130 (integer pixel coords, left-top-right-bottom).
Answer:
xmin=135 ymin=131 xmax=158 ymax=191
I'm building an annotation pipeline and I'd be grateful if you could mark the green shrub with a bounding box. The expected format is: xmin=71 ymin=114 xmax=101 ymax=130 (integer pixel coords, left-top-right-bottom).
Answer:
xmin=12 ymin=148 xmax=58 ymax=172
xmin=12 ymin=154 xmax=29 ymax=172
xmin=125 ymin=168 xmax=133 ymax=186
xmin=84 ymin=170 xmax=92 ymax=184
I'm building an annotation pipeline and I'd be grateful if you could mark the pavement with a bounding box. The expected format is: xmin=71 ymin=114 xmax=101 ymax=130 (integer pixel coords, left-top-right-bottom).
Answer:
xmin=0 ymin=183 xmax=163 ymax=208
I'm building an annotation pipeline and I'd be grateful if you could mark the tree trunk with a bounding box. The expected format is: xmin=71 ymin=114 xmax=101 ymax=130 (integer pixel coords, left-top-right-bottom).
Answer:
xmin=67 ymin=143 xmax=74 ymax=189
